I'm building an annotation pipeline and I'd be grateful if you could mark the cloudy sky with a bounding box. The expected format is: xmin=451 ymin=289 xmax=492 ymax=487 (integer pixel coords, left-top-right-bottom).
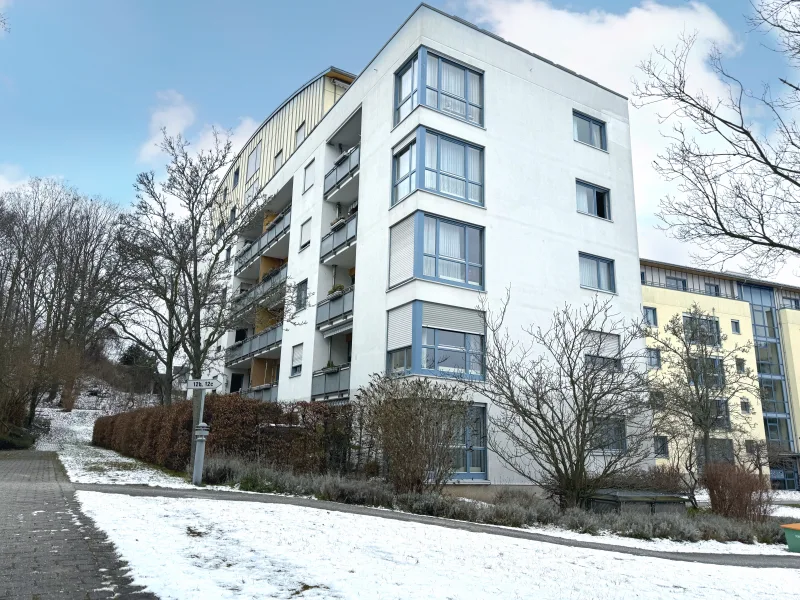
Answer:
xmin=0 ymin=0 xmax=793 ymax=279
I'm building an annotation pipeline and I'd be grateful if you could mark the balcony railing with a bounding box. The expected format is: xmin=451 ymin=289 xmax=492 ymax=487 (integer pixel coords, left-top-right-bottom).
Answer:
xmin=232 ymin=264 xmax=288 ymax=314
xmin=234 ymin=206 xmax=291 ymax=274
xmin=225 ymin=322 xmax=283 ymax=367
xmin=642 ymin=278 xmax=738 ymax=300
xmin=241 ymin=382 xmax=278 ymax=402
xmin=324 ymin=145 xmax=360 ymax=197
xmin=316 ymin=285 xmax=354 ymax=328
xmin=311 ymin=363 xmax=351 ymax=399
xmin=320 ymin=212 xmax=357 ymax=261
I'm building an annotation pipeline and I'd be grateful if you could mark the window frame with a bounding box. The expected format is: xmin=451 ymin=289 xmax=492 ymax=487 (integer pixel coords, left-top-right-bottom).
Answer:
xmin=573 ymin=110 xmax=607 ymax=150
xmin=246 ymin=142 xmax=261 ymax=182
xmin=387 ymin=346 xmax=412 ymax=376
xmin=643 ymin=306 xmax=658 ymax=327
xmin=232 ymin=167 xmax=240 ymax=189
xmin=295 ymin=279 xmax=308 ymax=312
xmin=666 ymin=276 xmax=687 ymax=291
xmin=740 ymin=398 xmax=752 ymax=414
xmin=303 ymin=160 xmax=315 ymax=192
xmin=299 ymin=218 xmax=311 ymax=251
xmin=731 ymin=319 xmax=741 ymax=334
xmin=392 ymin=140 xmax=417 ymax=206
xmin=290 ymin=343 xmax=303 ymax=377
xmin=654 ymin=435 xmax=669 ymax=458
xmin=450 ymin=405 xmax=488 ymax=480
xmin=579 ymin=252 xmax=616 ymax=293
xmin=421 ymin=129 xmax=484 ymax=206
xmin=295 ymin=121 xmax=306 ymax=149
xmin=705 ymin=282 xmax=721 ymax=297
xmin=419 ymin=214 xmax=484 ymax=290
xmin=394 ymin=54 xmax=419 ymax=124
xmin=576 ymin=180 xmax=611 ymax=220
xmin=592 ymin=417 xmax=627 ymax=453
xmin=646 ymin=348 xmax=662 ymax=369
xmin=423 ymin=50 xmax=484 ymax=126
xmin=420 ymin=327 xmax=485 ymax=380
xmin=273 ymin=150 xmax=283 ymax=173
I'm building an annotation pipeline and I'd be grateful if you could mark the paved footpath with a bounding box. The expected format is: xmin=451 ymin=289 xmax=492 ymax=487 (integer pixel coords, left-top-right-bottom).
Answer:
xmin=0 ymin=451 xmax=157 ymax=600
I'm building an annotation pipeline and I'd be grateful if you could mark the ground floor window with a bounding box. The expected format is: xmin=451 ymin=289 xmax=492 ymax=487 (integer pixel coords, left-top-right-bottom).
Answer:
xmin=451 ymin=405 xmax=487 ymax=480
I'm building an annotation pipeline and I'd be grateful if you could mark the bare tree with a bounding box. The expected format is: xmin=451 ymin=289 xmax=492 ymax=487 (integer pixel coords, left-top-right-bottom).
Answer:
xmin=646 ymin=304 xmax=759 ymax=506
xmin=0 ymin=12 xmax=8 ymax=33
xmin=355 ymin=373 xmax=471 ymax=494
xmin=470 ymin=292 xmax=652 ymax=509
xmin=633 ymin=2 xmax=800 ymax=276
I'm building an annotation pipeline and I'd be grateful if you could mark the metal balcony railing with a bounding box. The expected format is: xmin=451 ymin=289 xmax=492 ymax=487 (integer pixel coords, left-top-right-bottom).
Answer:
xmin=642 ymin=278 xmax=738 ymax=300
xmin=324 ymin=145 xmax=360 ymax=197
xmin=225 ymin=322 xmax=283 ymax=367
xmin=320 ymin=212 xmax=357 ymax=261
xmin=311 ymin=363 xmax=351 ymax=399
xmin=316 ymin=285 xmax=354 ymax=328
xmin=234 ymin=206 xmax=291 ymax=274
xmin=241 ymin=382 xmax=279 ymax=402
xmin=232 ymin=264 xmax=288 ymax=314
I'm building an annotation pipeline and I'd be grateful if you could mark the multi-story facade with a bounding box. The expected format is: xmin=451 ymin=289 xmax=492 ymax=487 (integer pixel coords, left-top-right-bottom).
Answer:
xmin=641 ymin=258 xmax=800 ymax=489
xmin=209 ymin=5 xmax=642 ymax=487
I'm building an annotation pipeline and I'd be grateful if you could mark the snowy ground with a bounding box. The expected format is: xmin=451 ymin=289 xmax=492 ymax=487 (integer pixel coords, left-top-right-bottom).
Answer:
xmin=772 ymin=505 xmax=800 ymax=519
xmin=76 ymin=491 xmax=800 ymax=600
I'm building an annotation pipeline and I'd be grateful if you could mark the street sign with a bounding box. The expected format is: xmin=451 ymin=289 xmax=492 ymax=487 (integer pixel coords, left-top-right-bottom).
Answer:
xmin=187 ymin=379 xmax=222 ymax=390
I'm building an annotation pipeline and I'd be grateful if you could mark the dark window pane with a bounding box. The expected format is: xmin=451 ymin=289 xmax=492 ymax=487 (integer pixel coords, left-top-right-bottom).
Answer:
xmin=438 ymin=349 xmax=466 ymax=372
xmin=438 ymin=330 xmax=465 ymax=349
xmin=467 ymin=227 xmax=482 ymax=264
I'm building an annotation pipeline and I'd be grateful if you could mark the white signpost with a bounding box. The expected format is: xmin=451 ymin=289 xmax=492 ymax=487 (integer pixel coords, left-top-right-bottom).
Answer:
xmin=187 ymin=378 xmax=221 ymax=485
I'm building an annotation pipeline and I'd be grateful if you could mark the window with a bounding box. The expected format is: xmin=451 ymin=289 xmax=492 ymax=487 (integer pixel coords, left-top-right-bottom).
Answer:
xmin=295 ymin=122 xmax=306 ymax=148
xmin=215 ymin=222 xmax=224 ymax=241
xmin=387 ymin=347 xmax=412 ymax=375
xmin=755 ymin=340 xmax=782 ymax=375
xmin=683 ymin=315 xmax=721 ymax=346
xmin=740 ymin=399 xmax=752 ymax=414
xmin=303 ymin=160 xmax=315 ymax=191
xmin=666 ymin=276 xmax=687 ymax=291
xmin=246 ymin=142 xmax=261 ymax=181
xmin=640 ymin=271 xmax=646 ymax=284
xmin=422 ymin=216 xmax=483 ymax=288
xmin=295 ymin=279 xmax=308 ymax=311
xmin=273 ymin=150 xmax=283 ymax=173
xmin=650 ymin=391 xmax=665 ymax=410
xmin=689 ymin=357 xmax=725 ymax=388
xmin=421 ymin=327 xmax=484 ymax=378
xmin=576 ymin=181 xmax=610 ymax=219
xmin=225 ymin=246 xmax=231 ymax=263
xmin=232 ymin=167 xmax=240 ymax=189
xmin=291 ymin=344 xmax=303 ymax=376
xmin=392 ymin=141 xmax=416 ymax=205
xmin=573 ymin=111 xmax=606 ymax=150
xmin=579 ymin=253 xmax=615 ymax=293
xmin=745 ymin=440 xmax=758 ymax=455
xmin=713 ymin=398 xmax=730 ymax=429
xmin=585 ymin=331 xmax=621 ymax=371
xmin=300 ymin=219 xmax=311 ymax=250
xmin=424 ymin=52 xmax=483 ymax=125
xmin=705 ymin=283 xmax=720 ymax=297
xmin=761 ymin=380 xmax=788 ymax=413
xmin=654 ymin=436 xmax=669 ymax=458
xmin=593 ymin=418 xmax=626 ymax=452
xmin=422 ymin=131 xmax=483 ymax=205
xmin=395 ymin=55 xmax=418 ymax=123
xmin=785 ymin=298 xmax=800 ymax=309
xmin=731 ymin=319 xmax=741 ymax=334
xmin=646 ymin=348 xmax=661 ymax=369
xmin=736 ymin=358 xmax=746 ymax=374
xmin=643 ymin=307 xmax=657 ymax=327
xmin=451 ymin=406 xmax=487 ymax=479
xmin=229 ymin=206 xmax=237 ymax=225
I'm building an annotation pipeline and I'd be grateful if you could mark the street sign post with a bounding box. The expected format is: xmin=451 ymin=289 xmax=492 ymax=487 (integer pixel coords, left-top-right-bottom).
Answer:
xmin=187 ymin=379 xmax=222 ymax=390
xmin=187 ymin=378 xmax=220 ymax=486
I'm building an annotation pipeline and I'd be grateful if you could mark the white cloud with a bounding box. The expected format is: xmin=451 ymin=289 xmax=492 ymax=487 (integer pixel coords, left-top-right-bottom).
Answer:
xmin=138 ymin=90 xmax=196 ymax=163
xmin=0 ymin=163 xmax=26 ymax=193
xmin=462 ymin=0 xmax=745 ymax=269
xmin=192 ymin=116 xmax=259 ymax=158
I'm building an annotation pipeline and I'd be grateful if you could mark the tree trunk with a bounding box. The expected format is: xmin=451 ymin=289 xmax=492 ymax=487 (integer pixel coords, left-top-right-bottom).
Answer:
xmin=61 ymin=374 xmax=77 ymax=412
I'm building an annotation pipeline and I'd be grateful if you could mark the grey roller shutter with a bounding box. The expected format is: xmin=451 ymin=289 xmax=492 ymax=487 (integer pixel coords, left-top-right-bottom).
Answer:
xmin=422 ymin=303 xmax=484 ymax=334
xmin=586 ymin=331 xmax=620 ymax=357
xmin=389 ymin=216 xmax=414 ymax=287
xmin=387 ymin=304 xmax=413 ymax=350
xmin=291 ymin=343 xmax=303 ymax=366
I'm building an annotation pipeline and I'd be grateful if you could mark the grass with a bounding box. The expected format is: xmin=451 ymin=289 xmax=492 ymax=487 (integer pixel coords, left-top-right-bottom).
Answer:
xmin=204 ymin=455 xmax=791 ymax=546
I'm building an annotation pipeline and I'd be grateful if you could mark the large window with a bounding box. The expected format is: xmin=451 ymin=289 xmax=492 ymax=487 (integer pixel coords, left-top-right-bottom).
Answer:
xmin=666 ymin=276 xmax=687 ymax=291
xmin=576 ymin=181 xmax=610 ymax=220
xmin=643 ymin=307 xmax=657 ymax=327
xmin=683 ymin=315 xmax=721 ymax=346
xmin=421 ymin=327 xmax=484 ymax=377
xmin=593 ymin=418 xmax=626 ymax=452
xmin=395 ymin=55 xmax=418 ymax=123
xmin=392 ymin=141 xmax=416 ymax=205
xmin=423 ymin=131 xmax=483 ymax=205
xmin=246 ymin=142 xmax=261 ymax=181
xmin=422 ymin=216 xmax=483 ymax=288
xmin=755 ymin=340 xmax=782 ymax=375
xmin=295 ymin=279 xmax=308 ymax=311
xmin=451 ymin=406 xmax=487 ymax=479
xmin=425 ymin=52 xmax=483 ymax=125
xmin=573 ymin=111 xmax=607 ymax=150
xmin=579 ymin=253 xmax=615 ymax=293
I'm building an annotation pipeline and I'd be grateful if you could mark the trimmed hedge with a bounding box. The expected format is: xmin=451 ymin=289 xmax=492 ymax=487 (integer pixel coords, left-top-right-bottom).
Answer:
xmin=92 ymin=394 xmax=352 ymax=473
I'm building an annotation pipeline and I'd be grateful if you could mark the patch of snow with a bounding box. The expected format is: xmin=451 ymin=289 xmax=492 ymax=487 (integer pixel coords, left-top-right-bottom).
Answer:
xmin=77 ymin=491 xmax=800 ymax=600
xmin=774 ymin=490 xmax=800 ymax=502
xmin=772 ymin=505 xmax=800 ymax=520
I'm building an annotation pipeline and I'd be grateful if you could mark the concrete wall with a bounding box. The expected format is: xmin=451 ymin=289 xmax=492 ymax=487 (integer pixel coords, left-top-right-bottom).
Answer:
xmin=779 ymin=307 xmax=800 ymax=451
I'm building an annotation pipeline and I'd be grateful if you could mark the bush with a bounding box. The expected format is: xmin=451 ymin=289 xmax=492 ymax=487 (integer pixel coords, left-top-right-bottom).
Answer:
xmin=0 ymin=423 xmax=35 ymax=450
xmin=559 ymin=508 xmax=600 ymax=534
xmin=93 ymin=394 xmax=352 ymax=473
xmin=703 ymin=463 xmax=773 ymax=522
xmin=603 ymin=465 xmax=688 ymax=494
xmin=492 ymin=488 xmax=560 ymax=526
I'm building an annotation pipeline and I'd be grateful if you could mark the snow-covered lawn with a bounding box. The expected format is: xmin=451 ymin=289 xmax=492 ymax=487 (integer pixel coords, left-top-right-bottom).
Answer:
xmin=772 ymin=505 xmax=800 ymax=519
xmin=36 ymin=405 xmax=194 ymax=488
xmin=76 ymin=491 xmax=800 ymax=600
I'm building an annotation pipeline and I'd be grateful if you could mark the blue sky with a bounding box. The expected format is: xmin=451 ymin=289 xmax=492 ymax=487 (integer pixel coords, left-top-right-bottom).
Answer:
xmin=0 ymin=0 xmax=790 ymax=253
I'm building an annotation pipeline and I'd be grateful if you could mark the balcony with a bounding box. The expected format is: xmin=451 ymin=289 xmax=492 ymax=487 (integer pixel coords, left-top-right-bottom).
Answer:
xmin=320 ymin=211 xmax=357 ymax=266
xmin=225 ymin=322 xmax=283 ymax=368
xmin=642 ymin=277 xmax=737 ymax=300
xmin=231 ymin=264 xmax=288 ymax=315
xmin=324 ymin=145 xmax=360 ymax=202
xmin=315 ymin=285 xmax=354 ymax=336
xmin=311 ymin=363 xmax=350 ymax=401
xmin=234 ymin=206 xmax=291 ymax=276
xmin=241 ymin=382 xmax=279 ymax=402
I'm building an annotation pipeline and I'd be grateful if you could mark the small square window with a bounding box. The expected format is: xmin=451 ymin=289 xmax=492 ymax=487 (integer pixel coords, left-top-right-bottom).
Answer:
xmin=573 ymin=111 xmax=607 ymax=150
xmin=304 ymin=160 xmax=315 ymax=192
xmin=643 ymin=307 xmax=657 ymax=327
xmin=731 ymin=319 xmax=741 ymax=334
xmin=646 ymin=348 xmax=661 ymax=369
xmin=736 ymin=358 xmax=746 ymax=374
xmin=654 ymin=435 xmax=669 ymax=458
xmin=291 ymin=343 xmax=303 ymax=376
xmin=740 ymin=399 xmax=752 ymax=414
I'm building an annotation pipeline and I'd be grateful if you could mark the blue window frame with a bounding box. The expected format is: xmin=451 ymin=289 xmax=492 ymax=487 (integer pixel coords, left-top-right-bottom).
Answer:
xmin=451 ymin=406 xmax=487 ymax=480
xmin=579 ymin=252 xmax=615 ymax=293
xmin=643 ymin=306 xmax=657 ymax=327
xmin=392 ymin=141 xmax=417 ymax=205
xmin=576 ymin=180 xmax=610 ymax=219
xmin=573 ymin=111 xmax=607 ymax=150
xmin=421 ymin=215 xmax=483 ymax=288
xmin=387 ymin=346 xmax=412 ymax=375
xmin=422 ymin=130 xmax=483 ymax=205
xmin=394 ymin=47 xmax=484 ymax=126
xmin=421 ymin=327 xmax=484 ymax=378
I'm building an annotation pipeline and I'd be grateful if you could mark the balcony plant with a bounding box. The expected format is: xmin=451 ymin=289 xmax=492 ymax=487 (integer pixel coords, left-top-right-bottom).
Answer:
xmin=330 ymin=215 xmax=347 ymax=230
xmin=322 ymin=359 xmax=339 ymax=374
xmin=327 ymin=283 xmax=345 ymax=299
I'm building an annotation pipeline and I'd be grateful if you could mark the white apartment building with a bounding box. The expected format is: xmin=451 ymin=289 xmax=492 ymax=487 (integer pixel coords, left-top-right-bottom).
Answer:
xmin=210 ymin=4 xmax=643 ymax=486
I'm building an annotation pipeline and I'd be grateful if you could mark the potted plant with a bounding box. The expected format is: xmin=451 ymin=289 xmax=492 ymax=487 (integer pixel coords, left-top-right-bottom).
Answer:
xmin=330 ymin=215 xmax=347 ymax=230
xmin=327 ymin=283 xmax=345 ymax=299
xmin=322 ymin=359 xmax=338 ymax=374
